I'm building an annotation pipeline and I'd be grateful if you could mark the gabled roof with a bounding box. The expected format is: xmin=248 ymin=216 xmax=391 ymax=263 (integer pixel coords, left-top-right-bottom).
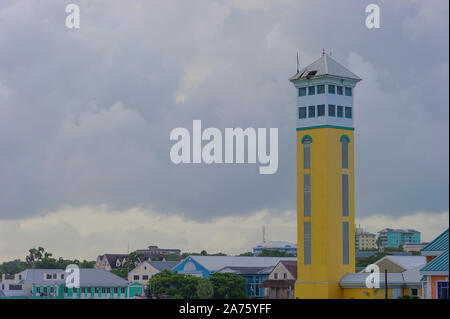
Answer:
xmin=289 ymin=52 xmax=361 ymax=82
xmin=217 ymin=266 xmax=274 ymax=275
xmin=279 ymin=260 xmax=297 ymax=280
xmin=421 ymin=250 xmax=449 ymax=273
xmin=378 ymin=256 xmax=426 ymax=270
xmin=421 ymin=229 xmax=449 ymax=252
xmin=147 ymin=261 xmax=179 ymax=272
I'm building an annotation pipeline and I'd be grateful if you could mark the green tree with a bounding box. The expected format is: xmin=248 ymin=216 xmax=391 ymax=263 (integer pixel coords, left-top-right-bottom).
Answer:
xmin=197 ymin=279 xmax=214 ymax=299
xmin=239 ymin=252 xmax=254 ymax=256
xmin=209 ymin=272 xmax=247 ymax=299
xmin=258 ymin=249 xmax=296 ymax=257
xmin=149 ymin=270 xmax=201 ymax=299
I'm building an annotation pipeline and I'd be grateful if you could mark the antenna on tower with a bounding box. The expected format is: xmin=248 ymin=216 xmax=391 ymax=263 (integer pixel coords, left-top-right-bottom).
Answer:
xmin=322 ymin=48 xmax=326 ymax=55
xmin=296 ymin=52 xmax=299 ymax=73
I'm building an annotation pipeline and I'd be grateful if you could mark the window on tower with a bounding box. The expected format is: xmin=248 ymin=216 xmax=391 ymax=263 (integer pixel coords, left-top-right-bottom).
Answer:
xmin=341 ymin=136 xmax=349 ymax=169
xmin=304 ymin=222 xmax=311 ymax=265
xmin=328 ymin=104 xmax=336 ymax=117
xmin=328 ymin=85 xmax=335 ymax=94
xmin=304 ymin=174 xmax=311 ymax=217
xmin=299 ymin=107 xmax=307 ymax=119
xmin=345 ymin=107 xmax=352 ymax=119
xmin=343 ymin=222 xmax=349 ymax=265
xmin=298 ymin=87 xmax=307 ymax=97
xmin=345 ymin=87 xmax=352 ymax=96
xmin=337 ymin=86 xmax=343 ymax=95
xmin=337 ymin=105 xmax=344 ymax=117
xmin=317 ymin=104 xmax=325 ymax=116
xmin=308 ymin=105 xmax=315 ymax=117
xmin=342 ymin=174 xmax=349 ymax=217
xmin=303 ymin=136 xmax=311 ymax=169
xmin=317 ymin=85 xmax=325 ymax=94
xmin=308 ymin=86 xmax=315 ymax=95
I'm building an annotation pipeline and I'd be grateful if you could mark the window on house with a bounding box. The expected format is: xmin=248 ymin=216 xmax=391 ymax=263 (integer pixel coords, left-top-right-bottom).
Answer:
xmin=337 ymin=86 xmax=343 ymax=95
xmin=283 ymin=273 xmax=287 ymax=279
xmin=317 ymin=85 xmax=325 ymax=94
xmin=328 ymin=85 xmax=335 ymax=94
xmin=53 ymin=274 xmax=57 ymax=279
xmin=343 ymin=222 xmax=349 ymax=264
xmin=304 ymin=222 xmax=311 ymax=265
xmin=410 ymin=288 xmax=418 ymax=296
xmin=114 ymin=288 xmax=118 ymax=294
xmin=61 ymin=274 xmax=65 ymax=279
xmin=64 ymin=287 xmax=68 ymax=293
xmin=304 ymin=174 xmax=311 ymax=217
xmin=133 ymin=275 xmax=139 ymax=281
xmin=121 ymin=288 xmax=125 ymax=294
xmin=73 ymin=287 xmax=77 ymax=293
xmin=345 ymin=87 xmax=352 ymax=96
xmin=298 ymin=87 xmax=307 ymax=96
xmin=317 ymin=104 xmax=325 ymax=116
xmin=142 ymin=275 xmax=149 ymax=280
xmin=342 ymin=174 xmax=349 ymax=217
xmin=299 ymin=107 xmax=307 ymax=119
xmin=308 ymin=86 xmax=315 ymax=95
xmin=337 ymin=105 xmax=344 ymax=117
xmin=328 ymin=105 xmax=336 ymax=117
xmin=308 ymin=105 xmax=315 ymax=117
xmin=345 ymin=107 xmax=352 ymax=119
xmin=274 ymin=273 xmax=278 ymax=279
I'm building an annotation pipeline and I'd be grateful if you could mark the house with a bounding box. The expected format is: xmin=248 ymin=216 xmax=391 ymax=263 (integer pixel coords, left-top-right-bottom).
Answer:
xmin=0 ymin=268 xmax=144 ymax=299
xmin=340 ymin=271 xmax=422 ymax=299
xmin=172 ymin=256 xmax=296 ymax=298
xmin=95 ymin=254 xmax=129 ymax=271
xmin=259 ymin=260 xmax=297 ymax=299
xmin=252 ymin=241 xmax=297 ymax=256
xmin=404 ymin=243 xmax=429 ymax=252
xmin=420 ymin=229 xmax=449 ymax=299
xmin=217 ymin=266 xmax=274 ymax=298
xmin=128 ymin=260 xmax=180 ymax=285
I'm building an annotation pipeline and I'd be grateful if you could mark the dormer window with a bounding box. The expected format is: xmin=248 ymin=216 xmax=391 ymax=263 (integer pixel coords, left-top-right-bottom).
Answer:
xmin=337 ymin=86 xmax=343 ymax=95
xmin=298 ymin=87 xmax=307 ymax=97
xmin=345 ymin=87 xmax=352 ymax=96
xmin=317 ymin=85 xmax=325 ymax=94
xmin=308 ymin=86 xmax=315 ymax=95
xmin=328 ymin=85 xmax=335 ymax=94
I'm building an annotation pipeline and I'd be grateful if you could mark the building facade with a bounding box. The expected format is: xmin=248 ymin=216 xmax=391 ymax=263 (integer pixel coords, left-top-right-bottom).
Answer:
xmin=259 ymin=260 xmax=297 ymax=299
xmin=253 ymin=241 xmax=297 ymax=256
xmin=289 ymin=51 xmax=360 ymax=299
xmin=377 ymin=228 xmax=421 ymax=248
xmin=355 ymin=226 xmax=377 ymax=250
xmin=420 ymin=229 xmax=449 ymax=299
xmin=128 ymin=260 xmax=179 ymax=285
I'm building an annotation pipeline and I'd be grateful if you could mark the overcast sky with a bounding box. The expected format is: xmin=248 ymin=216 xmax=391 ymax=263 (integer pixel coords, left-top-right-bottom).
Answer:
xmin=0 ymin=0 xmax=448 ymax=261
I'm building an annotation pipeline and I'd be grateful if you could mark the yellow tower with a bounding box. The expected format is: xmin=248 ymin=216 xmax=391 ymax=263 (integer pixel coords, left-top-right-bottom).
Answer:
xmin=289 ymin=52 xmax=361 ymax=299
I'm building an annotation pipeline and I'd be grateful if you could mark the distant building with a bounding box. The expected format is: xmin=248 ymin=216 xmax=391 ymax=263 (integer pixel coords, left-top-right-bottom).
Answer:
xmin=172 ymin=256 xmax=296 ymax=298
xmin=95 ymin=254 xmax=129 ymax=271
xmin=252 ymin=241 xmax=297 ymax=256
xmin=0 ymin=268 xmax=143 ymax=299
xmin=404 ymin=243 xmax=429 ymax=252
xmin=136 ymin=245 xmax=181 ymax=259
xmin=355 ymin=226 xmax=377 ymax=250
xmin=377 ymin=228 xmax=421 ymax=248
xmin=420 ymin=229 xmax=449 ymax=299
xmin=128 ymin=260 xmax=179 ymax=286
xmin=259 ymin=260 xmax=297 ymax=299
xmin=360 ymin=255 xmax=426 ymax=274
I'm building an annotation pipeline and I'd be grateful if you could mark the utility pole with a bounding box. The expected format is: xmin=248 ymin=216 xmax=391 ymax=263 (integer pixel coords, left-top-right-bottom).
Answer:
xmin=384 ymin=269 xmax=388 ymax=299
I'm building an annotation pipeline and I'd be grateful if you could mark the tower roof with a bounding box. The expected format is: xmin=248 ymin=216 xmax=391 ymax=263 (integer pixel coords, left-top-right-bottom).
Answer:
xmin=289 ymin=52 xmax=361 ymax=82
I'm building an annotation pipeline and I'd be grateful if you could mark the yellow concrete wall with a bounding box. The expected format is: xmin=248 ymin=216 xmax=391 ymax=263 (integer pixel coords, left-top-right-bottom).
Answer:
xmin=296 ymin=127 xmax=355 ymax=299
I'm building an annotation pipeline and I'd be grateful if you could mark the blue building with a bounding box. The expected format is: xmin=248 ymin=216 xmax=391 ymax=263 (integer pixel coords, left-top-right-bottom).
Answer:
xmin=172 ymin=256 xmax=297 ymax=298
xmin=252 ymin=241 xmax=297 ymax=256
xmin=378 ymin=228 xmax=421 ymax=248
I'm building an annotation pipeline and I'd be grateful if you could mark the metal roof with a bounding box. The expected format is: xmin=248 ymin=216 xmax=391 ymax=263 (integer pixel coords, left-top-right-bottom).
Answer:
xmin=340 ymin=271 xmax=421 ymax=288
xmin=188 ymin=256 xmax=297 ymax=271
xmin=421 ymin=229 xmax=449 ymax=252
xmin=289 ymin=52 xmax=361 ymax=82
xmin=146 ymin=261 xmax=180 ymax=272
xmin=381 ymin=256 xmax=426 ymax=270
xmin=254 ymin=241 xmax=297 ymax=249
xmin=217 ymin=266 xmax=274 ymax=275
xmin=420 ymin=250 xmax=449 ymax=272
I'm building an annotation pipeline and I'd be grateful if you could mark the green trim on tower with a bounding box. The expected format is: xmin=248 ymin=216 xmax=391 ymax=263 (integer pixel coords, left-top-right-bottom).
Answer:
xmin=301 ymin=135 xmax=313 ymax=144
xmin=340 ymin=134 xmax=350 ymax=142
xmin=296 ymin=125 xmax=355 ymax=131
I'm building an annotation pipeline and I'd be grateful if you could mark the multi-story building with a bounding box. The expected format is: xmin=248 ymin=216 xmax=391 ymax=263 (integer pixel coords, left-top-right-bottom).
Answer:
xmin=355 ymin=226 xmax=377 ymax=250
xmin=95 ymin=254 xmax=129 ymax=271
xmin=378 ymin=228 xmax=421 ymax=248
xmin=253 ymin=241 xmax=297 ymax=256
xmin=135 ymin=245 xmax=181 ymax=259
xmin=0 ymin=268 xmax=143 ymax=299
